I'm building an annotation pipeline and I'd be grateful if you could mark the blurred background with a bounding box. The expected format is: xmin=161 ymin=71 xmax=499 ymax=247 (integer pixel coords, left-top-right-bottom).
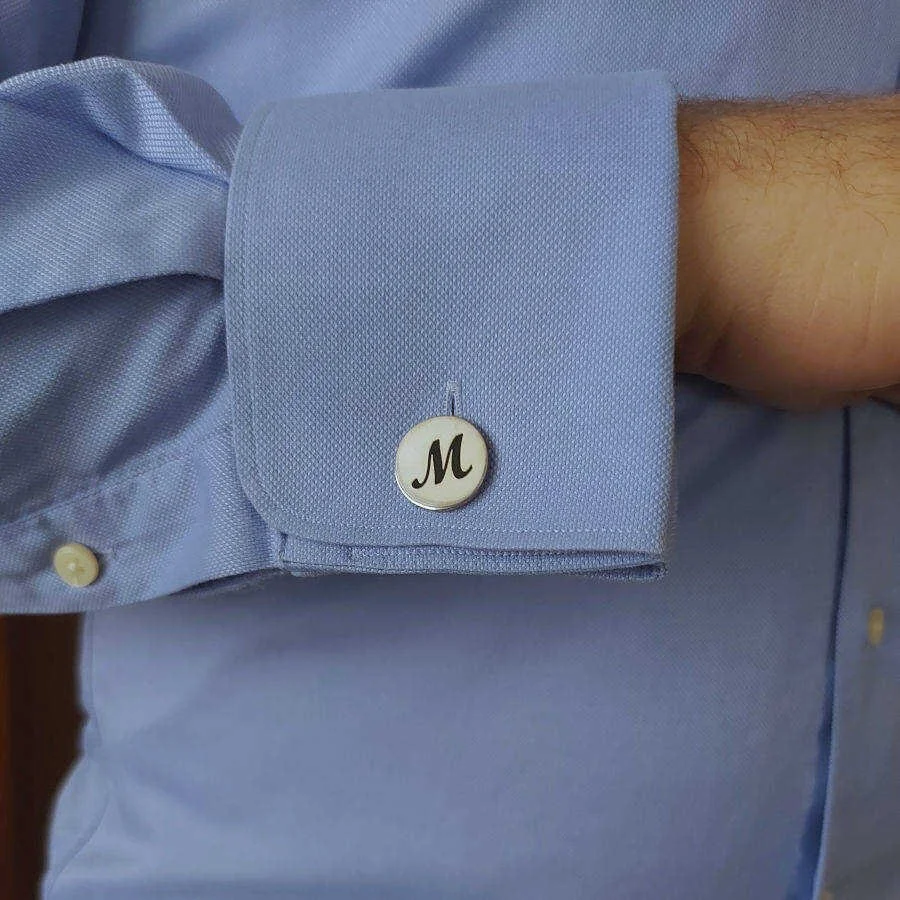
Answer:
xmin=0 ymin=614 xmax=81 ymax=900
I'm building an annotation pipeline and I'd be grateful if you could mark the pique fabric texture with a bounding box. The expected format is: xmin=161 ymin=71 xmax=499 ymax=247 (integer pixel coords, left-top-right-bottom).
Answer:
xmin=224 ymin=73 xmax=676 ymax=575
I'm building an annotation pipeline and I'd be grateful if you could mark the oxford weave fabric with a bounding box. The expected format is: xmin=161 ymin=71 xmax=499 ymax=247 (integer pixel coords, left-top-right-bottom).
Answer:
xmin=225 ymin=72 xmax=678 ymax=576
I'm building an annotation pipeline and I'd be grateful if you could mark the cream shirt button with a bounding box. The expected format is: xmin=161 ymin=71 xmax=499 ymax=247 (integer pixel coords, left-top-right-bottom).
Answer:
xmin=867 ymin=607 xmax=885 ymax=647
xmin=395 ymin=415 xmax=488 ymax=510
xmin=53 ymin=542 xmax=100 ymax=587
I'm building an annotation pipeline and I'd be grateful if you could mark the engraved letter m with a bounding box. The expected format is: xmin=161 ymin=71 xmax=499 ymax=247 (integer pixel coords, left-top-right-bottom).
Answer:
xmin=411 ymin=433 xmax=472 ymax=488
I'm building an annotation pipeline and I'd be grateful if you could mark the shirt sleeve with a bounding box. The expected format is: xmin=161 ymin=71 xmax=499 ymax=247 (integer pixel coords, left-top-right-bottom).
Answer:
xmin=0 ymin=56 xmax=679 ymax=614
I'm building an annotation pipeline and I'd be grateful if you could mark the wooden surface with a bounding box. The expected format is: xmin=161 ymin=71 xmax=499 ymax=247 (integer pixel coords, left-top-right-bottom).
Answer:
xmin=1 ymin=614 xmax=82 ymax=900
xmin=0 ymin=616 xmax=14 ymax=900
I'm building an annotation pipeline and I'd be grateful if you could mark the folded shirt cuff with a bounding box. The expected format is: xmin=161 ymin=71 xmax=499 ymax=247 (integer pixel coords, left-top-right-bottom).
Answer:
xmin=224 ymin=71 xmax=678 ymax=577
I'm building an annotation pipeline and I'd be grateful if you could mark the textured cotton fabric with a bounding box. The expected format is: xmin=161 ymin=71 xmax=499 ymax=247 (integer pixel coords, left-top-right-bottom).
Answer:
xmin=225 ymin=73 xmax=675 ymax=575
xmin=0 ymin=54 xmax=675 ymax=609
xmin=0 ymin=2 xmax=897 ymax=899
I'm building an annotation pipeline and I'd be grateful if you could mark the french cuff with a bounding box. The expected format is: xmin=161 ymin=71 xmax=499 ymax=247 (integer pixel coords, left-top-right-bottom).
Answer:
xmin=224 ymin=71 xmax=678 ymax=578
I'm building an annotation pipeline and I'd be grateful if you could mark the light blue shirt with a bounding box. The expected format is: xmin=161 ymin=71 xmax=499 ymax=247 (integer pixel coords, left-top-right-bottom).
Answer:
xmin=0 ymin=2 xmax=897 ymax=897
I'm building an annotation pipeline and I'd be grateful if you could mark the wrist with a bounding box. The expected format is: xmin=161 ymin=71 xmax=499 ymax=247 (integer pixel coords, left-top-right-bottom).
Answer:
xmin=674 ymin=94 xmax=900 ymax=388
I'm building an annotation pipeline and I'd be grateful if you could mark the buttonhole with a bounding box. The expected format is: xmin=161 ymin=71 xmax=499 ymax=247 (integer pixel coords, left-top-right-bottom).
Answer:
xmin=445 ymin=380 xmax=462 ymax=417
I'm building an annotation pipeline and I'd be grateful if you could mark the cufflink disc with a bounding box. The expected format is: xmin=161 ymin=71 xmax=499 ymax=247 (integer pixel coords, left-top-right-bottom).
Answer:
xmin=395 ymin=415 xmax=488 ymax=510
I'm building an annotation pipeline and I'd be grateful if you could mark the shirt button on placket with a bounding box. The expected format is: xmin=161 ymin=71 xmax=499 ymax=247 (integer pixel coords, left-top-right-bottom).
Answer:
xmin=867 ymin=607 xmax=885 ymax=647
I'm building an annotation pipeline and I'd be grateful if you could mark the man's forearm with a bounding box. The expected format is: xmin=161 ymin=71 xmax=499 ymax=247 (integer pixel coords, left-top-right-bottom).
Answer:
xmin=675 ymin=93 xmax=900 ymax=410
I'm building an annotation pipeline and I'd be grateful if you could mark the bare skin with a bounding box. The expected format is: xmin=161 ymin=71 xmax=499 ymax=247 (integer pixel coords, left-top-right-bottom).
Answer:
xmin=675 ymin=93 xmax=900 ymax=411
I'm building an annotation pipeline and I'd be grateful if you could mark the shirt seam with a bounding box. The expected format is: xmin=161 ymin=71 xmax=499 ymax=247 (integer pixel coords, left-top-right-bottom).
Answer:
xmin=288 ymin=541 xmax=655 ymax=557
xmin=0 ymin=420 xmax=231 ymax=532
